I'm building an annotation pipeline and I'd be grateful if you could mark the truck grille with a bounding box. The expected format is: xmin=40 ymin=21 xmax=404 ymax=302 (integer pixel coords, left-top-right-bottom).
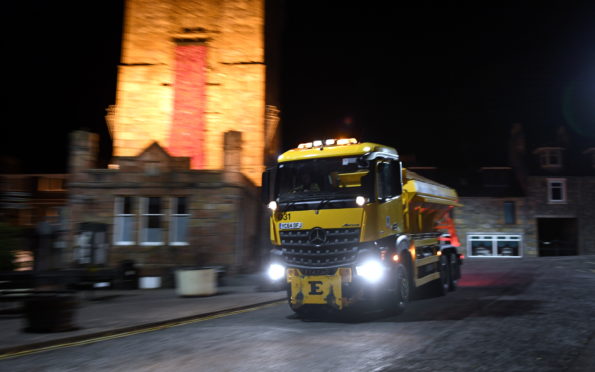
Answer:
xmin=280 ymin=228 xmax=360 ymax=267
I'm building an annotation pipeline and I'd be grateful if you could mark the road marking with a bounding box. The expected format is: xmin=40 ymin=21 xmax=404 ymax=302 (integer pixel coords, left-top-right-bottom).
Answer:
xmin=0 ymin=300 xmax=285 ymax=360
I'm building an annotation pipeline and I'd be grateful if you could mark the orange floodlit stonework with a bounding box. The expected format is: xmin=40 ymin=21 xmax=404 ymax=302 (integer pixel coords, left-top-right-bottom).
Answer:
xmin=110 ymin=0 xmax=269 ymax=185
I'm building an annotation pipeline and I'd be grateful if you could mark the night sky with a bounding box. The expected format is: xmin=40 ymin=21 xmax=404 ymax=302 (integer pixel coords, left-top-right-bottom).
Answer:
xmin=2 ymin=1 xmax=595 ymax=173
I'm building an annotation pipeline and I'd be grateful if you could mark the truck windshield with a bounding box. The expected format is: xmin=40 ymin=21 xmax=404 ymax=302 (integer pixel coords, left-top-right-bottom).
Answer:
xmin=276 ymin=157 xmax=372 ymax=201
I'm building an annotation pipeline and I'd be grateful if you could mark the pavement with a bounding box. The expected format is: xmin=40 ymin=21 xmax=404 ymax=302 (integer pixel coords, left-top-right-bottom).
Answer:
xmin=0 ymin=273 xmax=286 ymax=358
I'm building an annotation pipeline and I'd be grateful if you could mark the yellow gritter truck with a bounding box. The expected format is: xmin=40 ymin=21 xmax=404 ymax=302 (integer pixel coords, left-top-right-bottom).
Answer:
xmin=262 ymin=138 xmax=463 ymax=315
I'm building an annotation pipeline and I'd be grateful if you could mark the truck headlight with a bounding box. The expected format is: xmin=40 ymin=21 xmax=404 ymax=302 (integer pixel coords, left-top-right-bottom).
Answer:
xmin=355 ymin=260 xmax=384 ymax=283
xmin=267 ymin=263 xmax=285 ymax=281
xmin=355 ymin=196 xmax=366 ymax=206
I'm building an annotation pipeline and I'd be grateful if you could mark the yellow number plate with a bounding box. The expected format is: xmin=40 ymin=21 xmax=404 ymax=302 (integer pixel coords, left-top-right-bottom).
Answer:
xmin=289 ymin=273 xmax=343 ymax=309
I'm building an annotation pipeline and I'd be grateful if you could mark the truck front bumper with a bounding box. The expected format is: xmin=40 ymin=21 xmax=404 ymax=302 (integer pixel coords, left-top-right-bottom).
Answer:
xmin=287 ymin=267 xmax=391 ymax=311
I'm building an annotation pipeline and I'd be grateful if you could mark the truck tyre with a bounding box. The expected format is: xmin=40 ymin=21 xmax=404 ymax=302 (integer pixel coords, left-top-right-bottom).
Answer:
xmin=448 ymin=253 xmax=458 ymax=292
xmin=290 ymin=305 xmax=310 ymax=318
xmin=287 ymin=286 xmax=303 ymax=316
xmin=401 ymin=250 xmax=417 ymax=301
xmin=388 ymin=264 xmax=410 ymax=314
xmin=429 ymin=255 xmax=449 ymax=297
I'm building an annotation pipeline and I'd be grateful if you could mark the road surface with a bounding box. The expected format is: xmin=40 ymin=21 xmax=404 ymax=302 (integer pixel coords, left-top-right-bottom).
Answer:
xmin=2 ymin=256 xmax=595 ymax=371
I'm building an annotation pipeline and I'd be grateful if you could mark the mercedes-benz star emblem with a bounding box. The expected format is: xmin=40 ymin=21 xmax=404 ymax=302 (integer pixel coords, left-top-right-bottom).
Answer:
xmin=309 ymin=227 xmax=327 ymax=246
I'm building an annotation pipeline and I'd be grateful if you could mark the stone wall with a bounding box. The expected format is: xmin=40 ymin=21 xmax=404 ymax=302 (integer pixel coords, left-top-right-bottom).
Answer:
xmin=455 ymin=197 xmax=536 ymax=257
xmin=454 ymin=175 xmax=595 ymax=257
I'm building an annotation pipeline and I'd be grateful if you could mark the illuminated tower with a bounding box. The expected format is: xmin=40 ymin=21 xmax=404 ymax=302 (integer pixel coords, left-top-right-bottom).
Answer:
xmin=110 ymin=0 xmax=275 ymax=185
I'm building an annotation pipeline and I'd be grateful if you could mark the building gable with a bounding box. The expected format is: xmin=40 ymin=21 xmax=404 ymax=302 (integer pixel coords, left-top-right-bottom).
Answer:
xmin=114 ymin=142 xmax=191 ymax=174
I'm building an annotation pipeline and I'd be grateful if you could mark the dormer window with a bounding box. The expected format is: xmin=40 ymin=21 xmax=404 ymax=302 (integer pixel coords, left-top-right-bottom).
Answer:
xmin=534 ymin=147 xmax=563 ymax=169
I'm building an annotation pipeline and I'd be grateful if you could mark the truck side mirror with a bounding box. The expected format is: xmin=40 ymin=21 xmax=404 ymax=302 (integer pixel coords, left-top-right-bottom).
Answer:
xmin=361 ymin=172 xmax=375 ymax=201
xmin=261 ymin=167 xmax=276 ymax=205
xmin=376 ymin=162 xmax=389 ymax=201
xmin=377 ymin=161 xmax=402 ymax=200
xmin=357 ymin=158 xmax=370 ymax=169
xmin=393 ymin=161 xmax=403 ymax=196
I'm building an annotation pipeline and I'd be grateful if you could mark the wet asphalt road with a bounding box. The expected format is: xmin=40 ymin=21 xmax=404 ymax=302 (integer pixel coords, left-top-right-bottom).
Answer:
xmin=2 ymin=256 xmax=595 ymax=372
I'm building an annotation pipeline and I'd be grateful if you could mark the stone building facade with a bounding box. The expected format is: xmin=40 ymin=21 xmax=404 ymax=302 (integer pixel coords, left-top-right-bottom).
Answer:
xmin=109 ymin=0 xmax=280 ymax=186
xmin=454 ymin=195 xmax=535 ymax=257
xmin=525 ymin=176 xmax=595 ymax=256
xmin=67 ymin=130 xmax=261 ymax=279
xmin=514 ymin=125 xmax=595 ymax=256
xmin=412 ymin=125 xmax=595 ymax=258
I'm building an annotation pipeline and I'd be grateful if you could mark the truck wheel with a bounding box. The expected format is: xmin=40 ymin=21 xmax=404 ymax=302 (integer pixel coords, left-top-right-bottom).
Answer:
xmin=448 ymin=253 xmax=458 ymax=292
xmin=287 ymin=286 xmax=303 ymax=316
xmin=388 ymin=264 xmax=410 ymax=314
xmin=429 ymin=255 xmax=449 ymax=297
xmin=289 ymin=305 xmax=309 ymax=318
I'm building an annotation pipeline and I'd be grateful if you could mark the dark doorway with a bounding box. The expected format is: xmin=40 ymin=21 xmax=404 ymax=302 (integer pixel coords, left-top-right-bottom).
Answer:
xmin=537 ymin=218 xmax=578 ymax=256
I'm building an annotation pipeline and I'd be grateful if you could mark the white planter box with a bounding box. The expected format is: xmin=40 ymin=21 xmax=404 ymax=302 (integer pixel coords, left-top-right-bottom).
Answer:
xmin=139 ymin=276 xmax=161 ymax=289
xmin=175 ymin=269 xmax=217 ymax=296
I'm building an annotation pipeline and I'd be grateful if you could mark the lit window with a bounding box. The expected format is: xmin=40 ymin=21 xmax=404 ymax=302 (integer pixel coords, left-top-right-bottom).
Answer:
xmin=114 ymin=196 xmax=135 ymax=245
xmin=141 ymin=197 xmax=163 ymax=245
xmin=503 ymin=201 xmax=516 ymax=224
xmin=547 ymin=178 xmax=566 ymax=203
xmin=468 ymin=234 xmax=522 ymax=257
xmin=38 ymin=177 xmax=64 ymax=191
xmin=170 ymin=197 xmax=190 ymax=245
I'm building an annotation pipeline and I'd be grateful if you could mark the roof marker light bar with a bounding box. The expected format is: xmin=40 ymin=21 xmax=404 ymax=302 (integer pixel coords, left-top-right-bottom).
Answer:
xmin=297 ymin=138 xmax=358 ymax=149
xmin=297 ymin=142 xmax=313 ymax=149
xmin=336 ymin=138 xmax=358 ymax=145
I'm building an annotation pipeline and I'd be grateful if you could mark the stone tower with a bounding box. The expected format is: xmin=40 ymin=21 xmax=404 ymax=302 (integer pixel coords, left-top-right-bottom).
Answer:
xmin=110 ymin=0 xmax=273 ymax=185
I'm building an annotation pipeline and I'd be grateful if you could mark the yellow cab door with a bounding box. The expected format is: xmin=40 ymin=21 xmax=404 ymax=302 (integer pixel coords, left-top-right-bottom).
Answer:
xmin=374 ymin=159 xmax=404 ymax=239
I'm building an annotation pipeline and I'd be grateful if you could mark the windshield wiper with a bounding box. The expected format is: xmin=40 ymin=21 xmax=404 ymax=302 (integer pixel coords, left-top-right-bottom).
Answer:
xmin=280 ymin=199 xmax=298 ymax=212
xmin=317 ymin=198 xmax=332 ymax=211
xmin=279 ymin=192 xmax=347 ymax=212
